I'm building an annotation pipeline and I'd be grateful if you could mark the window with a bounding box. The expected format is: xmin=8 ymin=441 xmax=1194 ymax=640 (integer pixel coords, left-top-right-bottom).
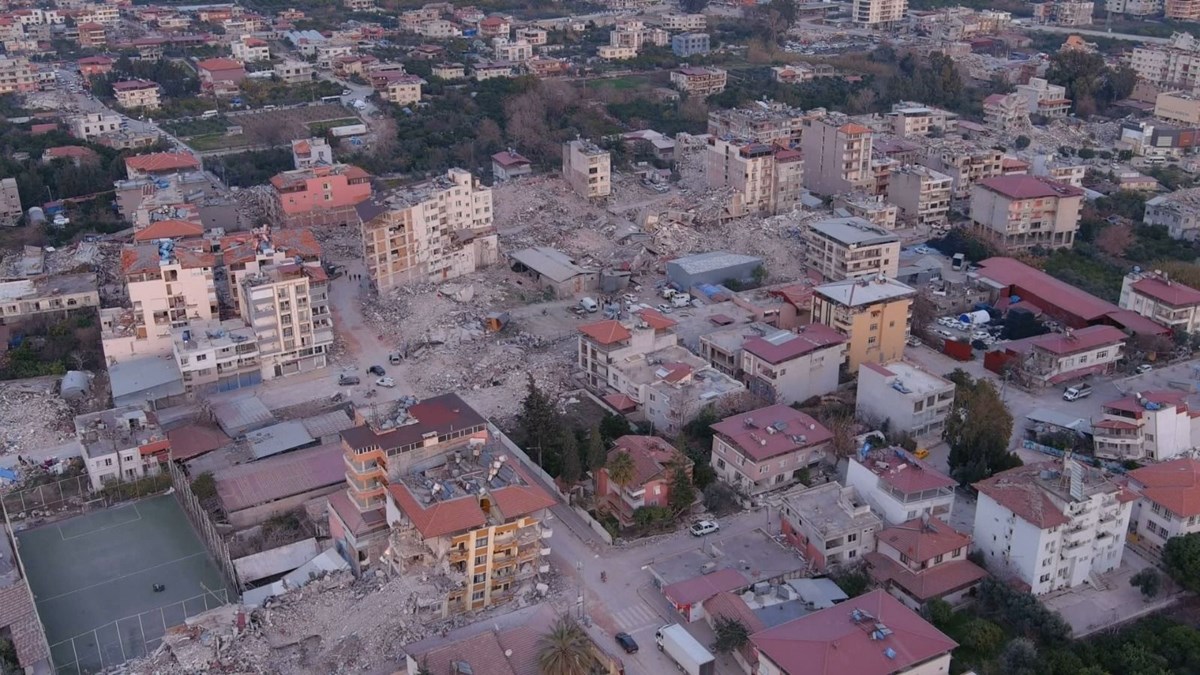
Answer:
xmin=1097 ymin=350 xmax=1108 ymax=359
xmin=471 ymin=590 xmax=485 ymax=601
xmin=1042 ymin=557 xmax=1052 ymax=568
xmin=848 ymin=533 xmax=858 ymax=543
xmin=473 ymin=574 xmax=485 ymax=583
xmin=848 ymin=549 xmax=857 ymax=559
xmin=474 ymin=555 xmax=486 ymax=565
xmin=1040 ymin=573 xmax=1051 ymax=583
xmin=867 ymin=337 xmax=877 ymax=345
xmin=476 ymin=536 xmax=488 ymax=548
xmin=104 ymin=458 xmax=113 ymax=467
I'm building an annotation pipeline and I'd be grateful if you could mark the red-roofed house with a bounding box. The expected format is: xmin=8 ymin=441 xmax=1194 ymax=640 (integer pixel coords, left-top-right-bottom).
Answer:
xmin=78 ymin=55 xmax=113 ymax=80
xmin=662 ymin=568 xmax=749 ymax=622
xmin=846 ymin=445 xmax=956 ymax=525
xmin=1120 ymin=269 xmax=1200 ymax=334
xmin=740 ymin=323 xmax=846 ymax=405
xmin=1094 ymin=390 xmax=1199 ymax=462
xmin=578 ymin=316 xmax=677 ymax=389
xmin=124 ymin=152 xmax=201 ymax=179
xmin=595 ymin=435 xmax=691 ymax=527
xmin=711 ymin=405 xmax=833 ymax=496
xmin=41 ymin=145 xmax=99 ymax=166
xmin=195 ymin=57 xmax=246 ymax=94
xmin=974 ymin=461 xmax=1134 ymax=595
xmin=749 ymin=589 xmax=957 ymax=675
xmin=1128 ymin=458 xmax=1200 ymax=559
xmin=865 ymin=517 xmax=987 ymax=610
xmin=970 ymin=175 xmax=1084 ymax=250
xmin=269 ymin=164 xmax=372 ymax=227
xmin=703 ymin=592 xmax=765 ymax=670
xmin=993 ymin=324 xmax=1127 ymax=387
xmin=491 ymin=150 xmax=531 ymax=181
xmin=478 ymin=14 xmax=510 ymax=38
xmin=133 ymin=219 xmax=204 ymax=242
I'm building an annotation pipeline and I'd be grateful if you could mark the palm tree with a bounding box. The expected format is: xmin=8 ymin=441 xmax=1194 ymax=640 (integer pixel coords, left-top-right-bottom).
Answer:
xmin=606 ymin=450 xmax=636 ymax=490
xmin=537 ymin=616 xmax=593 ymax=675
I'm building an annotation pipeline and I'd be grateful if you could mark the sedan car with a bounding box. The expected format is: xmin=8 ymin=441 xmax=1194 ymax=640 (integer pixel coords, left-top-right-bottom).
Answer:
xmin=1136 ymin=364 xmax=1153 ymax=374
xmin=615 ymin=632 xmax=638 ymax=654
xmin=690 ymin=520 xmax=720 ymax=537
xmin=936 ymin=329 xmax=954 ymax=339
xmin=937 ymin=317 xmax=956 ymax=327
xmin=368 ymin=365 xmax=386 ymax=376
xmin=376 ymin=376 xmax=396 ymax=388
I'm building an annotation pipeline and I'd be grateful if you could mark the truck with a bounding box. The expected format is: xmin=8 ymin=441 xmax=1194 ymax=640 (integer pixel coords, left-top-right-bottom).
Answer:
xmin=670 ymin=292 xmax=691 ymax=307
xmin=330 ymin=123 xmax=368 ymax=138
xmin=1063 ymin=383 xmax=1092 ymax=401
xmin=656 ymin=624 xmax=715 ymax=675
xmin=951 ymin=252 xmax=966 ymax=271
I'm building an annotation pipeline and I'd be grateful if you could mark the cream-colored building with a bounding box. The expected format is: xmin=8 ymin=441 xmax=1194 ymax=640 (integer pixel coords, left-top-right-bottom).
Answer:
xmin=1107 ymin=0 xmax=1161 ymax=14
xmin=800 ymin=115 xmax=874 ymax=196
xmin=887 ymin=165 xmax=952 ymax=227
xmin=982 ymin=92 xmax=1030 ymax=132
xmin=886 ymin=103 xmax=959 ymax=138
xmin=493 ymin=37 xmax=533 ymax=61
xmin=432 ymin=63 xmax=466 ymax=79
xmin=970 ymin=175 xmax=1084 ymax=250
xmin=0 ymin=274 xmax=99 ymax=324
xmin=274 ymin=59 xmax=313 ymax=83
xmin=237 ymin=261 xmax=333 ymax=379
xmin=705 ymin=137 xmax=803 ymax=219
xmin=661 ymin=12 xmax=707 ymax=30
xmin=112 ymin=80 xmax=161 ymax=110
xmin=804 ymin=217 xmax=900 ymax=282
xmin=359 ymin=168 xmax=498 ymax=290
xmin=597 ymin=44 xmax=637 ymax=60
xmin=708 ymin=102 xmax=808 ymax=146
xmin=76 ymin=406 xmax=167 ymax=491
xmin=1155 ymin=90 xmax=1200 ymax=125
xmin=0 ymin=55 xmax=38 ymax=94
xmin=812 ymin=276 xmax=915 ymax=373
xmin=608 ymin=19 xmax=667 ymax=52
xmin=834 ymin=193 xmax=899 ymax=229
xmin=1016 ymin=77 xmax=1071 ymax=118
xmin=1127 ymin=459 xmax=1200 ymax=560
xmin=1119 ymin=268 xmax=1200 ymax=334
xmin=562 ymin=140 xmax=611 ymax=199
xmin=517 ymin=27 xmax=548 ymax=45
xmin=920 ymin=141 xmax=1004 ymax=201
xmin=383 ymin=75 xmax=424 ymax=105
xmin=853 ymin=0 xmax=907 ymax=28
xmin=0 ymin=178 xmax=19 ymax=226
xmin=415 ymin=19 xmax=459 ymax=38
xmin=172 ymin=319 xmax=261 ymax=395
xmin=669 ymin=66 xmax=726 ymax=97
xmin=231 ymin=35 xmax=270 ymax=62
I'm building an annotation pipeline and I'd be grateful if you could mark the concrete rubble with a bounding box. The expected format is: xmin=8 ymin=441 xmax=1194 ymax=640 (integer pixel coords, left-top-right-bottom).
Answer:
xmin=0 ymin=378 xmax=80 ymax=455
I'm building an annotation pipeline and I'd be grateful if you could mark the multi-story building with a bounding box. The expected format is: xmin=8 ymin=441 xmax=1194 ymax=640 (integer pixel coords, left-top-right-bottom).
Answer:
xmin=1093 ymin=390 xmax=1197 ymax=462
xmin=606 ymin=19 xmax=667 ymax=53
xmin=112 ymin=79 xmax=161 ymax=110
xmin=1154 ymin=91 xmax=1200 ymax=125
xmin=1016 ymin=77 xmax=1072 ymax=118
xmin=608 ymin=344 xmax=745 ymax=436
xmin=237 ymin=259 xmax=333 ymax=379
xmin=492 ymin=37 xmax=532 ymax=61
xmin=970 ymin=175 xmax=1083 ymax=250
xmin=562 ymin=140 xmax=611 ymax=199
xmin=1119 ymin=268 xmax=1200 ymax=333
xmin=886 ymin=103 xmax=958 ymax=138
xmin=993 ymin=324 xmax=1126 ymax=387
xmin=778 ymin=481 xmax=882 ymax=571
xmin=853 ymin=0 xmax=907 ymax=28
xmin=473 ymin=61 xmax=516 ymax=80
xmin=705 ymin=138 xmax=803 ymax=219
xmin=1032 ymin=0 xmax=1095 ymax=25
xmin=847 ymin=445 xmax=956 ymax=525
xmin=76 ymin=21 xmax=105 ymax=48
xmin=77 ymin=55 xmax=113 ymax=80
xmin=920 ymin=141 xmax=1004 ymax=201
xmin=382 ymin=75 xmax=424 ymax=105
xmin=0 ymin=274 xmax=99 ymax=324
xmin=856 ymin=360 xmax=956 ymax=440
xmin=291 ymin=137 xmax=333 ymax=169
xmin=101 ymin=239 xmax=217 ymax=363
xmin=77 ymin=3 xmax=119 ymax=25
xmin=1126 ymin=458 xmax=1200 ymax=559
xmin=1145 ymin=187 xmax=1200 ymax=240
xmin=661 ymin=13 xmax=707 ymax=31
xmin=270 ymin=164 xmax=373 ymax=228
xmin=710 ymin=404 xmax=833 ymax=496
xmin=812 ymin=276 xmax=915 ymax=373
xmin=708 ymin=102 xmax=808 ymax=146
xmin=800 ymin=115 xmax=874 ymax=196
xmin=432 ymin=63 xmax=466 ymax=79
xmin=1031 ymin=155 xmax=1087 ymax=187
xmin=274 ymin=59 xmax=314 ymax=83
xmin=973 ymin=460 xmax=1134 ymax=595
xmin=804 ymin=217 xmax=899 ymax=282
xmin=1107 ymin=0 xmax=1161 ymax=14
xmin=172 ymin=319 xmax=260 ymax=395
xmin=578 ymin=316 xmax=679 ymax=392
xmin=670 ymin=66 xmax=726 ymax=97
xmin=70 ymin=112 xmax=120 ymax=141
xmin=357 ymin=168 xmax=497 ymax=290
xmin=671 ymin=32 xmax=709 ymax=57
xmin=219 ymin=227 xmax=322 ymax=318
xmin=866 ymin=517 xmax=987 ymax=610
xmin=982 ymin=92 xmax=1030 ymax=132
xmin=516 ymin=27 xmax=547 ymax=45
xmin=124 ymin=152 xmax=202 ymax=180
xmin=886 ymin=165 xmax=952 ymax=227
xmin=231 ymin=35 xmax=270 ymax=62
xmin=739 ymin=323 xmax=846 ymax=405
xmin=0 ymin=178 xmax=20 ymax=227
xmin=414 ymin=19 xmax=459 ymax=38
xmin=595 ymin=435 xmax=691 ymax=527
xmin=1130 ymin=33 xmax=1200 ymax=92
xmin=196 ymin=58 xmax=246 ymax=95
xmin=478 ymin=15 xmax=512 ymax=38
xmin=76 ymin=406 xmax=168 ymax=491
xmin=0 ymin=56 xmax=36 ymax=94
xmin=1167 ymin=0 xmax=1200 ymax=21
xmin=833 ymin=193 xmax=899 ymax=229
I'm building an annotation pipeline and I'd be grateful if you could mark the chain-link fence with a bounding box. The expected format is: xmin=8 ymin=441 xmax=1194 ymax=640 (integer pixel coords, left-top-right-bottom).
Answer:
xmin=2 ymin=472 xmax=171 ymax=525
xmin=49 ymin=588 xmax=230 ymax=675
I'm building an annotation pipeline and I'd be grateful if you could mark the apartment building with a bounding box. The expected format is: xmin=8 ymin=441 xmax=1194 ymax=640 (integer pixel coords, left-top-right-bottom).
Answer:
xmin=76 ymin=21 xmax=105 ymax=48
xmin=800 ymin=115 xmax=874 ymax=196
xmin=237 ymin=260 xmax=333 ymax=379
xmin=516 ymin=27 xmax=547 ymax=45
xmin=578 ymin=316 xmax=682 ymax=394
xmin=1016 ymin=77 xmax=1072 ymax=118
xmin=172 ymin=319 xmax=261 ymax=395
xmin=0 ymin=274 xmax=99 ymax=325
xmin=804 ymin=217 xmax=899 ymax=281
xmin=608 ymin=344 xmax=745 ymax=436
xmin=270 ymin=164 xmax=373 ymax=228
xmin=219 ymin=227 xmax=322 ymax=318
xmin=112 ymin=80 xmax=161 ymax=110
xmin=982 ymin=92 xmax=1030 ymax=132
xmin=607 ymin=19 xmax=667 ymax=53
xmin=1126 ymin=459 xmax=1200 ymax=559
xmin=1130 ymin=34 xmax=1200 ymax=92
xmin=195 ymin=58 xmax=247 ymax=95
xmin=886 ymin=103 xmax=959 ymax=138
xmin=102 ymin=239 xmax=217 ymax=363
xmin=291 ymin=137 xmax=333 ymax=169
xmin=473 ymin=61 xmax=516 ymax=80
xmin=478 ymin=15 xmax=511 ymax=38
xmin=124 ymin=152 xmax=202 ymax=180
xmin=812 ymin=276 xmax=915 ymax=372
xmin=887 ymin=165 xmax=952 ymax=227
xmin=1093 ymin=390 xmax=1197 ymax=462
xmin=1031 ymin=155 xmax=1087 ymax=187
xmin=1154 ymin=91 xmax=1200 ymax=125
xmin=232 ymin=35 xmax=270 ymax=62
xmin=358 ymin=168 xmax=497 ymax=290
xmin=1145 ymin=188 xmax=1200 ymax=240
xmin=833 ymin=193 xmax=898 ymax=229
xmin=0 ymin=56 xmax=35 ymax=94
xmin=970 ymin=175 xmax=1083 ymax=251
xmin=492 ymin=37 xmax=532 ymax=61
xmin=705 ymin=138 xmax=803 ymax=219
xmin=562 ymin=140 xmax=611 ymax=199
xmin=920 ymin=141 xmax=1004 ymax=201
xmin=1032 ymin=0 xmax=1095 ymax=25
xmin=661 ymin=12 xmax=707 ymax=30
xmin=853 ymin=0 xmax=907 ymax=27
xmin=670 ymin=66 xmax=726 ymax=97
xmin=739 ymin=323 xmax=846 ymax=405
xmin=708 ymin=102 xmax=808 ymax=146
xmin=0 ymin=178 xmax=20 ymax=227
xmin=77 ymin=3 xmax=119 ymax=25
xmin=595 ymin=435 xmax=691 ymax=527
xmin=76 ymin=406 xmax=168 ymax=491
xmin=1119 ymin=268 xmax=1200 ymax=333
xmin=432 ymin=63 xmax=466 ymax=79
xmin=973 ymin=460 xmax=1134 ymax=595
xmin=1167 ymin=0 xmax=1200 ymax=21
xmin=866 ymin=518 xmax=987 ymax=610
xmin=993 ymin=324 xmax=1126 ymax=387
xmin=856 ymin=360 xmax=956 ymax=440
xmin=1107 ymin=0 xmax=1160 ymax=14
xmin=671 ymin=32 xmax=709 ymax=57
xmin=710 ymin=404 xmax=833 ymax=496
xmin=778 ymin=481 xmax=881 ymax=571
xmin=847 ymin=445 xmax=956 ymax=525
xmin=274 ymin=59 xmax=314 ymax=83
xmin=382 ymin=75 xmax=424 ymax=105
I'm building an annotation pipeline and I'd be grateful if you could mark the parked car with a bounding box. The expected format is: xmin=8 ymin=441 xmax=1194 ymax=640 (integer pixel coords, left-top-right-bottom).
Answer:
xmin=689 ymin=520 xmax=720 ymax=537
xmin=1136 ymin=364 xmax=1153 ymax=374
xmin=906 ymin=336 xmax=922 ymax=347
xmin=376 ymin=376 xmax=395 ymax=388
xmin=368 ymin=365 xmax=386 ymax=376
xmin=936 ymin=329 xmax=954 ymax=339
xmin=971 ymin=331 xmax=990 ymax=341
xmin=338 ymin=374 xmax=360 ymax=386
xmin=656 ymin=304 xmax=674 ymax=314
xmin=615 ymin=632 xmax=639 ymax=654
xmin=937 ymin=317 xmax=956 ymax=327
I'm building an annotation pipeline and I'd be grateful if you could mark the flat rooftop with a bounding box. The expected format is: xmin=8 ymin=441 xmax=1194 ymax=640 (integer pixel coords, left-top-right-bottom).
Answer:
xmin=647 ymin=528 xmax=806 ymax=587
xmin=808 ymin=217 xmax=899 ymax=246
xmin=73 ymin=405 xmax=162 ymax=459
xmin=778 ymin=482 xmax=881 ymax=538
xmin=860 ymin=360 xmax=953 ymax=397
xmin=0 ymin=273 xmax=98 ymax=301
xmin=172 ymin=319 xmax=256 ymax=353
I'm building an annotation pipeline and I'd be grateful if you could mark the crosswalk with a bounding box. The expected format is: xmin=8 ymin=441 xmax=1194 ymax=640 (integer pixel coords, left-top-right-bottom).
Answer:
xmin=611 ymin=603 xmax=660 ymax=632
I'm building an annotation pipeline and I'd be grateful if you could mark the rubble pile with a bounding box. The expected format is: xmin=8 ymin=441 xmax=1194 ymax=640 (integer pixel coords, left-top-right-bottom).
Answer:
xmin=312 ymin=226 xmax=363 ymax=262
xmin=0 ymin=380 xmax=76 ymax=454
xmin=231 ymin=186 xmax=277 ymax=229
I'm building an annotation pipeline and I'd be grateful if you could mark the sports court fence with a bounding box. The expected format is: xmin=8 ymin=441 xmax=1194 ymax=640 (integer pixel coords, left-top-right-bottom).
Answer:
xmin=166 ymin=462 xmax=241 ymax=593
xmin=48 ymin=588 xmax=231 ymax=675
xmin=2 ymin=472 xmax=171 ymax=525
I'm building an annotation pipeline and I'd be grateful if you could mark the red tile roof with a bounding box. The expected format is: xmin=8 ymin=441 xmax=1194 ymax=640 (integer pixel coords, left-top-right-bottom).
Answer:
xmin=974 ymin=463 xmax=1070 ymax=529
xmin=125 ymin=152 xmax=200 ymax=174
xmin=877 ymin=517 xmax=969 ymax=563
xmin=750 ymin=589 xmax=957 ymax=675
xmin=214 ymin=442 xmax=344 ymax=512
xmin=340 ymin=393 xmax=487 ymax=453
xmin=196 ymin=57 xmax=245 ymax=72
xmin=635 ymin=308 xmax=677 ymax=330
xmin=663 ymin=568 xmax=748 ymax=607
xmin=742 ymin=323 xmax=845 ymax=364
xmin=167 ymin=424 xmax=230 ymax=460
xmin=838 ymin=122 xmax=871 ymax=135
xmin=1027 ymin=325 xmax=1127 ymax=356
xmin=977 ymin=257 xmax=1116 ymax=322
xmin=44 ymin=146 xmax=98 ymax=160
xmin=578 ymin=320 xmax=632 ymax=346
xmin=1103 ymin=389 xmax=1188 ymax=415
xmin=1129 ymin=458 xmax=1200 ymax=517
xmin=491 ymin=150 xmax=530 ymax=167
xmin=978 ymin=175 xmax=1084 ymax=200
xmin=388 ymin=482 xmax=487 ymax=539
xmin=703 ymin=591 xmax=765 ymax=665
xmin=858 ymin=446 xmax=956 ymax=494
xmin=1132 ymin=276 xmax=1200 ymax=307
xmin=607 ymin=435 xmax=682 ymax=487
xmin=490 ymin=463 xmax=557 ymax=520
xmin=711 ymin=404 xmax=832 ymax=462
xmin=864 ymin=553 xmax=988 ymax=604
xmin=133 ymin=219 xmax=204 ymax=242
xmin=0 ymin=583 xmax=50 ymax=669
xmin=112 ymin=79 xmax=157 ymax=91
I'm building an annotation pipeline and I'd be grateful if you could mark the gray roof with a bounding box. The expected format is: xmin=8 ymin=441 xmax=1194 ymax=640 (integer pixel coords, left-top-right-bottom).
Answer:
xmin=246 ymin=420 xmax=314 ymax=460
xmin=1026 ymin=409 xmax=1093 ymax=435
xmin=669 ymin=251 xmax=762 ymax=275
xmin=814 ymin=276 xmax=916 ymax=307
xmin=300 ymin=410 xmax=355 ymax=439
xmin=808 ymin=217 xmax=898 ymax=246
xmin=109 ymin=356 xmax=184 ymax=406
xmin=212 ymin=396 xmax=275 ymax=437
xmin=508 ymin=247 xmax=591 ymax=283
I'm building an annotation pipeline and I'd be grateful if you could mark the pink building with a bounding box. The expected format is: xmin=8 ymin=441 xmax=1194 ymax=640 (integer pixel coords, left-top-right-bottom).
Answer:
xmin=269 ymin=164 xmax=372 ymax=227
xmin=195 ymin=57 xmax=246 ymax=91
xmin=710 ymin=404 xmax=832 ymax=495
xmin=594 ymin=435 xmax=691 ymax=527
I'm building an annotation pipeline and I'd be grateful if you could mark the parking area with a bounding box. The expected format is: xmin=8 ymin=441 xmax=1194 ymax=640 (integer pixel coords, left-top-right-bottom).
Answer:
xmin=1042 ymin=547 xmax=1183 ymax=637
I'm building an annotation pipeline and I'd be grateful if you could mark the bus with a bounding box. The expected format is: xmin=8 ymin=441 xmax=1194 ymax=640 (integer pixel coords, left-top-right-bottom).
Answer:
xmin=321 ymin=95 xmax=342 ymax=103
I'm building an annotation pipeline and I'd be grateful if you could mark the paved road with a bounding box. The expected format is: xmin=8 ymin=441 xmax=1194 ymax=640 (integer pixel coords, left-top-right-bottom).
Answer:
xmin=1024 ymin=24 xmax=1172 ymax=44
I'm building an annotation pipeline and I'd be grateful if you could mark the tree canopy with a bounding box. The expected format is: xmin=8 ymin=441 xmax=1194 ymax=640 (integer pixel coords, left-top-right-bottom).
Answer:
xmin=1045 ymin=50 xmax=1136 ymax=118
xmin=537 ymin=616 xmax=593 ymax=675
xmin=943 ymin=370 xmax=1021 ymax=486
xmin=1164 ymin=532 xmax=1200 ymax=592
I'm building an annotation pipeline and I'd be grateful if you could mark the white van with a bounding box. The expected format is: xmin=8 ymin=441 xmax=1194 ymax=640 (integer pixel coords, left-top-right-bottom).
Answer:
xmin=200 ymin=110 xmax=218 ymax=119
xmin=580 ymin=297 xmax=598 ymax=313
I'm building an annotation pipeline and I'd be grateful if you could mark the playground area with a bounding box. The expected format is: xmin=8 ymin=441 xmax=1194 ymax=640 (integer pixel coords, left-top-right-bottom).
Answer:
xmin=16 ymin=495 xmax=233 ymax=674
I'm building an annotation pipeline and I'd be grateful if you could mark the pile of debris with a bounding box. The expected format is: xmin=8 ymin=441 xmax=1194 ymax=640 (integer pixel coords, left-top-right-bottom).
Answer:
xmin=0 ymin=379 xmax=77 ymax=455
xmin=230 ymin=185 xmax=277 ymax=229
xmin=312 ymin=225 xmax=363 ymax=262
